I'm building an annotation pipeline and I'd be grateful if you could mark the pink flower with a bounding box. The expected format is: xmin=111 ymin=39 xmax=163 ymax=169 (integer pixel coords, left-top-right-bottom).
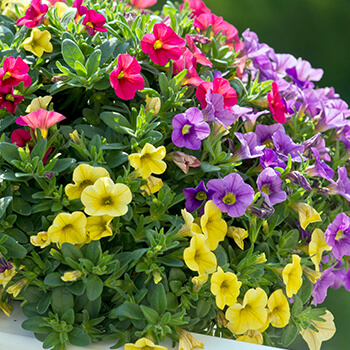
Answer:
xmin=46 ymin=0 xmax=66 ymax=4
xmin=16 ymin=0 xmax=48 ymax=28
xmin=130 ymin=0 xmax=157 ymax=9
xmin=16 ymin=109 xmax=66 ymax=138
xmin=185 ymin=34 xmax=212 ymax=67
xmin=110 ymin=54 xmax=145 ymax=100
xmin=180 ymin=0 xmax=211 ymax=18
xmin=196 ymin=77 xmax=237 ymax=109
xmin=0 ymin=57 xmax=32 ymax=88
xmin=0 ymin=86 xmax=24 ymax=114
xmin=82 ymin=9 xmax=108 ymax=36
xmin=267 ymin=82 xmax=287 ymax=124
xmin=141 ymin=23 xmax=186 ymax=66
xmin=73 ymin=0 xmax=87 ymax=21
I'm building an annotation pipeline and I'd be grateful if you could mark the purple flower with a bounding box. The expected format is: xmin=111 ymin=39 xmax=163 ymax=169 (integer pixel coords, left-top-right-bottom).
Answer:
xmin=272 ymin=131 xmax=305 ymax=162
xmin=241 ymin=29 xmax=274 ymax=59
xmin=183 ymin=181 xmax=214 ymax=213
xmin=0 ymin=255 xmax=13 ymax=273
xmin=257 ymin=168 xmax=287 ymax=206
xmin=255 ymin=124 xmax=285 ymax=146
xmin=306 ymin=148 xmax=334 ymax=181
xmin=172 ymin=107 xmax=210 ymax=150
xmin=303 ymin=133 xmax=331 ymax=161
xmin=270 ymin=53 xmax=297 ymax=77
xmin=325 ymin=213 xmax=350 ymax=261
xmin=327 ymin=167 xmax=350 ymax=201
xmin=207 ymin=173 xmax=255 ymax=218
xmin=314 ymin=105 xmax=346 ymax=133
xmin=230 ymin=132 xmax=265 ymax=162
xmin=260 ymin=149 xmax=286 ymax=170
xmin=240 ymin=110 xmax=268 ymax=132
xmin=296 ymin=222 xmax=312 ymax=243
xmin=252 ymin=55 xmax=277 ymax=81
xmin=312 ymin=268 xmax=335 ymax=306
xmin=202 ymin=90 xmax=236 ymax=127
xmin=284 ymin=171 xmax=312 ymax=191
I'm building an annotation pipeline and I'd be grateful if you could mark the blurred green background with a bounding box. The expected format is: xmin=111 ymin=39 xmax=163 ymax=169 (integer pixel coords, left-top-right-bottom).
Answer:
xmin=154 ymin=0 xmax=350 ymax=348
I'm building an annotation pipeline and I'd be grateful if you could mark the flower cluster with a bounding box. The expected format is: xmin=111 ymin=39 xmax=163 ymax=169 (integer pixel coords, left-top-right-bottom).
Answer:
xmin=0 ymin=0 xmax=348 ymax=350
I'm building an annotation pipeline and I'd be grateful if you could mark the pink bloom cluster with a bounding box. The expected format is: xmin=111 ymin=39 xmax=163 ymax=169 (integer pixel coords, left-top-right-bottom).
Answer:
xmin=16 ymin=0 xmax=48 ymax=28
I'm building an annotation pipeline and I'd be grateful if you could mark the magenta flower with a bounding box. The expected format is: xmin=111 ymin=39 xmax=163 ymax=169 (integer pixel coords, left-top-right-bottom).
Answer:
xmin=73 ymin=0 xmax=87 ymax=20
xmin=325 ymin=213 xmax=350 ymax=261
xmin=196 ymin=77 xmax=237 ymax=110
xmin=0 ymin=86 xmax=24 ymax=114
xmin=141 ymin=23 xmax=186 ymax=66
xmin=267 ymin=82 xmax=288 ymax=124
xmin=183 ymin=181 xmax=214 ymax=213
xmin=110 ymin=54 xmax=145 ymax=100
xmin=82 ymin=9 xmax=108 ymax=36
xmin=130 ymin=0 xmax=157 ymax=9
xmin=257 ymin=168 xmax=287 ymax=207
xmin=16 ymin=109 xmax=66 ymax=138
xmin=185 ymin=34 xmax=212 ymax=67
xmin=180 ymin=0 xmax=211 ymax=18
xmin=327 ymin=167 xmax=350 ymax=201
xmin=171 ymin=107 xmax=210 ymax=150
xmin=0 ymin=57 xmax=32 ymax=88
xmin=207 ymin=173 xmax=255 ymax=218
xmin=16 ymin=0 xmax=48 ymax=28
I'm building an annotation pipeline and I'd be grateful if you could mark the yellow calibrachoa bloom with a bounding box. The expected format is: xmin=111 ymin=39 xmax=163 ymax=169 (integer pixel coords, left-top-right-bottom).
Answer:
xmin=30 ymin=231 xmax=51 ymax=248
xmin=0 ymin=288 xmax=13 ymax=317
xmin=210 ymin=266 xmax=241 ymax=309
xmin=55 ymin=1 xmax=69 ymax=18
xmin=6 ymin=277 xmax=30 ymax=297
xmin=47 ymin=211 xmax=88 ymax=246
xmin=22 ymin=28 xmax=53 ymax=58
xmin=177 ymin=209 xmax=201 ymax=237
xmin=236 ymin=330 xmax=263 ymax=345
xmin=124 ymin=337 xmax=168 ymax=350
xmin=282 ymin=254 xmax=303 ymax=298
xmin=177 ymin=327 xmax=204 ymax=350
xmin=300 ymin=310 xmax=336 ymax=350
xmin=200 ymin=200 xmax=227 ymax=251
xmin=1 ymin=0 xmax=29 ymax=20
xmin=65 ymin=164 xmax=110 ymax=200
xmin=85 ymin=215 xmax=113 ymax=241
xmin=183 ymin=234 xmax=217 ymax=275
xmin=61 ymin=270 xmax=83 ymax=282
xmin=267 ymin=289 xmax=290 ymax=328
xmin=309 ymin=228 xmax=331 ymax=271
xmin=291 ymin=202 xmax=322 ymax=230
xmin=140 ymin=175 xmax=163 ymax=195
xmin=25 ymin=95 xmax=52 ymax=113
xmin=128 ymin=143 xmax=167 ymax=179
xmin=81 ymin=177 xmax=132 ymax=217
xmin=0 ymin=266 xmax=17 ymax=288
xmin=225 ymin=287 xmax=268 ymax=335
xmin=191 ymin=273 xmax=208 ymax=292
xmin=227 ymin=226 xmax=248 ymax=250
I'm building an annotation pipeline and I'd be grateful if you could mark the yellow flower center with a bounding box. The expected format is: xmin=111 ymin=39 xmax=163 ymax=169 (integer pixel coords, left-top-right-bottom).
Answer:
xmin=182 ymin=124 xmax=192 ymax=135
xmin=62 ymin=224 xmax=73 ymax=235
xmin=118 ymin=70 xmax=125 ymax=79
xmin=153 ymin=39 xmax=163 ymax=50
xmin=85 ymin=21 xmax=94 ymax=28
xmin=260 ymin=184 xmax=271 ymax=195
xmin=2 ymin=71 xmax=11 ymax=81
xmin=102 ymin=196 xmax=113 ymax=206
xmin=262 ymin=139 xmax=274 ymax=148
xmin=79 ymin=180 xmax=94 ymax=191
xmin=5 ymin=93 xmax=14 ymax=101
xmin=222 ymin=193 xmax=236 ymax=205
xmin=336 ymin=230 xmax=344 ymax=241
xmin=221 ymin=279 xmax=230 ymax=291
xmin=195 ymin=191 xmax=207 ymax=201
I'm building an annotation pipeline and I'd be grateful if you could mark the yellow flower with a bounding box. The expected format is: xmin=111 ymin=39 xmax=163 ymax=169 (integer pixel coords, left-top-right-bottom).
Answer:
xmin=81 ymin=177 xmax=132 ymax=217
xmin=69 ymin=130 xmax=81 ymax=146
xmin=61 ymin=270 xmax=83 ymax=282
xmin=300 ymin=310 xmax=336 ymax=350
xmin=0 ymin=266 xmax=17 ymax=288
xmin=226 ymin=287 xmax=268 ymax=335
xmin=282 ymin=254 xmax=303 ymax=298
xmin=309 ymin=228 xmax=331 ymax=271
xmin=128 ymin=143 xmax=167 ymax=179
xmin=140 ymin=175 xmax=163 ymax=196
xmin=210 ymin=266 xmax=242 ymax=309
xmin=22 ymin=28 xmax=53 ymax=58
xmin=227 ymin=226 xmax=248 ymax=250
xmin=177 ymin=209 xmax=201 ymax=237
xmin=55 ymin=1 xmax=69 ymax=18
xmin=302 ymin=266 xmax=321 ymax=284
xmin=6 ymin=277 xmax=30 ymax=297
xmin=124 ymin=337 xmax=168 ymax=350
xmin=1 ymin=0 xmax=29 ymax=20
xmin=267 ymin=289 xmax=290 ymax=328
xmin=177 ymin=328 xmax=204 ymax=350
xmin=65 ymin=164 xmax=110 ymax=201
xmin=152 ymin=270 xmax=162 ymax=284
xmin=236 ymin=330 xmax=263 ymax=345
xmin=47 ymin=211 xmax=88 ymax=246
xmin=145 ymin=95 xmax=161 ymax=115
xmin=200 ymin=200 xmax=227 ymax=251
xmin=183 ymin=234 xmax=217 ymax=275
xmin=86 ymin=215 xmax=113 ymax=241
xmin=191 ymin=273 xmax=208 ymax=292
xmin=25 ymin=96 xmax=52 ymax=113
xmin=0 ymin=288 xmax=13 ymax=317
xmin=30 ymin=231 xmax=51 ymax=248
xmin=291 ymin=202 xmax=322 ymax=230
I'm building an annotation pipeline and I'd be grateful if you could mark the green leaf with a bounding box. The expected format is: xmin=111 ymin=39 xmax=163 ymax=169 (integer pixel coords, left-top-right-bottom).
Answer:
xmin=140 ymin=305 xmax=159 ymax=324
xmin=109 ymin=302 xmax=143 ymax=320
xmin=51 ymin=158 xmax=76 ymax=173
xmin=61 ymin=243 xmax=83 ymax=262
xmin=37 ymin=292 xmax=52 ymax=314
xmin=51 ymin=287 xmax=74 ymax=317
xmin=86 ymin=50 xmax=101 ymax=76
xmin=86 ymin=274 xmax=103 ymax=301
xmin=12 ymin=197 xmax=31 ymax=216
xmin=22 ymin=316 xmax=52 ymax=333
xmin=0 ymin=142 xmax=21 ymax=163
xmin=5 ymin=228 xmax=27 ymax=243
xmin=282 ymin=321 xmax=299 ymax=347
xmin=1 ymin=234 xmax=26 ymax=258
xmin=200 ymin=162 xmax=221 ymax=173
xmin=0 ymin=25 xmax=14 ymax=43
xmin=0 ymin=115 xmax=15 ymax=132
xmin=195 ymin=299 xmax=211 ymax=318
xmin=85 ymin=241 xmax=101 ymax=265
xmin=31 ymin=139 xmax=47 ymax=161
xmin=100 ymin=111 xmax=132 ymax=135
xmin=44 ymin=273 xmax=65 ymax=287
xmin=67 ymin=280 xmax=86 ymax=296
xmin=151 ymin=283 xmax=167 ymax=315
xmin=158 ymin=73 xmax=168 ymax=97
xmin=98 ymin=38 xmax=118 ymax=65
xmin=62 ymin=39 xmax=85 ymax=69
xmin=61 ymin=308 xmax=75 ymax=324
xmin=297 ymin=278 xmax=313 ymax=304
xmin=43 ymin=332 xmax=60 ymax=349
xmin=0 ymin=196 xmax=12 ymax=219
xmin=75 ymin=60 xmax=87 ymax=77
xmin=68 ymin=327 xmax=91 ymax=346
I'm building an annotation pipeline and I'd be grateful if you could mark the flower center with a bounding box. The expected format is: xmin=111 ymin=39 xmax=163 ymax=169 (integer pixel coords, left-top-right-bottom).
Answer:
xmin=195 ymin=191 xmax=207 ymax=201
xmin=5 ymin=93 xmax=14 ymax=102
xmin=85 ymin=21 xmax=94 ymax=28
xmin=62 ymin=224 xmax=73 ymax=235
xmin=79 ymin=180 xmax=93 ymax=191
xmin=262 ymin=139 xmax=274 ymax=148
xmin=103 ymin=196 xmax=113 ymax=206
xmin=336 ymin=229 xmax=344 ymax=241
xmin=153 ymin=40 xmax=163 ymax=50
xmin=260 ymin=184 xmax=271 ymax=195
xmin=118 ymin=70 xmax=125 ymax=79
xmin=182 ymin=124 xmax=192 ymax=135
xmin=2 ymin=71 xmax=11 ymax=81
xmin=222 ymin=193 xmax=236 ymax=205
xmin=221 ymin=280 xmax=230 ymax=290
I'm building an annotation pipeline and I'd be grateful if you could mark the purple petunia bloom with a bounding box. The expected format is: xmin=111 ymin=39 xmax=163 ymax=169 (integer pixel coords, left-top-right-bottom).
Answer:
xmin=183 ymin=180 xmax=214 ymax=213
xmin=172 ymin=107 xmax=210 ymax=150
xmin=314 ymin=105 xmax=346 ymax=133
xmin=255 ymin=124 xmax=285 ymax=146
xmin=303 ymin=133 xmax=331 ymax=161
xmin=260 ymin=149 xmax=286 ymax=170
xmin=252 ymin=55 xmax=277 ymax=81
xmin=241 ymin=29 xmax=274 ymax=59
xmin=0 ymin=255 xmax=13 ymax=273
xmin=312 ymin=268 xmax=335 ymax=306
xmin=272 ymin=131 xmax=305 ymax=162
xmin=207 ymin=173 xmax=255 ymax=218
xmin=324 ymin=213 xmax=350 ymax=261
xmin=240 ymin=110 xmax=268 ymax=132
xmin=306 ymin=148 xmax=334 ymax=181
xmin=270 ymin=53 xmax=297 ymax=78
xmin=257 ymin=168 xmax=287 ymax=206
xmin=327 ymin=167 xmax=350 ymax=201
xmin=284 ymin=171 xmax=312 ymax=191
xmin=230 ymin=132 xmax=265 ymax=162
